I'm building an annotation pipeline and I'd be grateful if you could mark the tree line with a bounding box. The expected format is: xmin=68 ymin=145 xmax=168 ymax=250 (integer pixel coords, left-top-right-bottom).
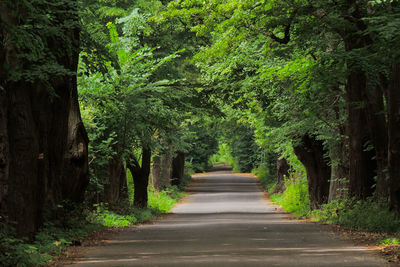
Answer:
xmin=1 ymin=0 xmax=400 ymax=243
xmin=0 ymin=0 xmax=218 ymax=239
xmin=160 ymin=0 xmax=400 ymax=211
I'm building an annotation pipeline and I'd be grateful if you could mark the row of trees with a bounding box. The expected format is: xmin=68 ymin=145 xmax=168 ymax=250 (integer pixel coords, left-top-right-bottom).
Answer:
xmin=0 ymin=0 xmax=217 ymax=239
xmin=160 ymin=0 xmax=400 ymax=211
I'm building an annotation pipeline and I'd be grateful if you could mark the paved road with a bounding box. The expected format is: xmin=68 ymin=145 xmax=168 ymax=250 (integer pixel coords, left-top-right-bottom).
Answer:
xmin=69 ymin=170 xmax=388 ymax=266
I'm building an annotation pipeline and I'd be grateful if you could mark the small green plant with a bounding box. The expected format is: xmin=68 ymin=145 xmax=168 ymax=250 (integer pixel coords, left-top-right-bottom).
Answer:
xmin=311 ymin=199 xmax=346 ymax=223
xmin=271 ymin=177 xmax=310 ymax=218
xmin=149 ymin=186 xmax=183 ymax=213
xmin=87 ymin=204 xmax=138 ymax=227
xmin=379 ymin=237 xmax=400 ymax=246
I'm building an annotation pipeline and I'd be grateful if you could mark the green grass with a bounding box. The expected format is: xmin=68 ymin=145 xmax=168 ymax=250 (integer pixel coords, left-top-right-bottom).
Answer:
xmin=379 ymin=237 xmax=400 ymax=246
xmin=271 ymin=177 xmax=310 ymax=218
xmin=149 ymin=185 xmax=186 ymax=213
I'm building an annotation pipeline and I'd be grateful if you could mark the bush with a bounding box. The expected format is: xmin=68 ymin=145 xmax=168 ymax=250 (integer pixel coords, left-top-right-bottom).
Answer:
xmin=338 ymin=198 xmax=400 ymax=232
xmin=87 ymin=204 xmax=138 ymax=227
xmin=272 ymin=177 xmax=310 ymax=218
xmin=312 ymin=198 xmax=400 ymax=233
xmin=311 ymin=199 xmax=345 ymax=224
xmin=0 ymin=216 xmax=102 ymax=267
xmin=253 ymin=163 xmax=276 ymax=192
xmin=149 ymin=185 xmax=185 ymax=213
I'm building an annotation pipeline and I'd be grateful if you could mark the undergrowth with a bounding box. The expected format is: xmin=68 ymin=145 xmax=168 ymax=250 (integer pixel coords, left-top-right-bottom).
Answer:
xmin=311 ymin=198 xmax=400 ymax=233
xmin=253 ymin=163 xmax=276 ymax=192
xmin=0 ymin=214 xmax=102 ymax=267
xmin=1 ymin=183 xmax=187 ymax=266
xmin=272 ymin=177 xmax=310 ymax=218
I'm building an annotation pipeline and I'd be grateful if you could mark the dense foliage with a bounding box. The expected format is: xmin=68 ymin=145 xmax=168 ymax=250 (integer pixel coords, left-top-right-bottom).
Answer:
xmin=2 ymin=0 xmax=400 ymax=265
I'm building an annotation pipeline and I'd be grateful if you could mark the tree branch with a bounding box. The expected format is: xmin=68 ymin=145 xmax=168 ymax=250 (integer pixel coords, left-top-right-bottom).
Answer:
xmin=266 ymin=9 xmax=297 ymax=44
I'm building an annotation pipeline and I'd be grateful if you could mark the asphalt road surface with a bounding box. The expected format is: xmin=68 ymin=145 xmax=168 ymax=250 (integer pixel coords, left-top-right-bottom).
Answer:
xmin=69 ymin=168 xmax=388 ymax=266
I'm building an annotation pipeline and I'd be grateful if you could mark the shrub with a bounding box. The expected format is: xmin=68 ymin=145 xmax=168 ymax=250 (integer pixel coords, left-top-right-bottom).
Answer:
xmin=149 ymin=185 xmax=184 ymax=213
xmin=311 ymin=199 xmax=346 ymax=224
xmin=337 ymin=198 xmax=400 ymax=233
xmin=272 ymin=177 xmax=310 ymax=218
xmin=312 ymin=198 xmax=400 ymax=233
xmin=253 ymin=163 xmax=276 ymax=192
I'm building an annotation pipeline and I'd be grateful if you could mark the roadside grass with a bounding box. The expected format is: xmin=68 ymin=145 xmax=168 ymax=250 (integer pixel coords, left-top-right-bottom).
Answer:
xmin=1 ymin=174 xmax=189 ymax=266
xmin=270 ymin=177 xmax=310 ymax=218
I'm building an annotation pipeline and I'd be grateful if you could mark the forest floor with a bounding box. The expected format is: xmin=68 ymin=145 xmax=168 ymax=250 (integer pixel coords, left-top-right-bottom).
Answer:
xmin=61 ymin=169 xmax=392 ymax=266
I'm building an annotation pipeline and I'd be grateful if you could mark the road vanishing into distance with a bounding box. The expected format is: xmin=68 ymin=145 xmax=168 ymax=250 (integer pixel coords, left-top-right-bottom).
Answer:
xmin=69 ymin=167 xmax=387 ymax=266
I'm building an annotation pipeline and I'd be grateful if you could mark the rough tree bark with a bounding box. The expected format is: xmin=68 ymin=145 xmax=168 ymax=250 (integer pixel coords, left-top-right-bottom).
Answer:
xmin=293 ymin=135 xmax=331 ymax=210
xmin=127 ymin=147 xmax=151 ymax=208
xmin=172 ymin=152 xmax=185 ymax=186
xmin=0 ymin=89 xmax=8 ymax=216
xmin=345 ymin=70 xmax=376 ymax=199
xmin=151 ymin=155 xmax=161 ymax=189
xmin=274 ymin=157 xmax=289 ymax=193
xmin=388 ymin=61 xmax=400 ymax=213
xmin=328 ymin=138 xmax=350 ymax=202
xmin=160 ymin=152 xmax=172 ymax=189
xmin=104 ymin=157 xmax=127 ymax=204
xmin=341 ymin=4 xmax=376 ymax=199
xmin=0 ymin=1 xmax=88 ymax=238
xmin=364 ymin=82 xmax=388 ymax=199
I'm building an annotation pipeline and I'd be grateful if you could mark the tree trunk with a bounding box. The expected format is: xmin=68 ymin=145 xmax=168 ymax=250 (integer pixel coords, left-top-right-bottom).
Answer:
xmin=346 ymin=70 xmax=376 ymax=199
xmin=328 ymin=139 xmax=349 ymax=202
xmin=104 ymin=157 xmax=127 ymax=204
xmin=293 ymin=135 xmax=331 ymax=210
xmin=160 ymin=152 xmax=172 ymax=189
xmin=0 ymin=1 xmax=88 ymax=238
xmin=0 ymin=89 xmax=8 ymax=216
xmin=338 ymin=1 xmax=376 ymax=200
xmin=128 ymin=147 xmax=151 ymax=208
xmin=151 ymin=155 xmax=161 ymax=190
xmin=363 ymin=82 xmax=388 ymax=199
xmin=172 ymin=152 xmax=185 ymax=186
xmin=275 ymin=157 xmax=289 ymax=193
xmin=388 ymin=61 xmax=400 ymax=213
xmin=119 ymin=165 xmax=128 ymax=200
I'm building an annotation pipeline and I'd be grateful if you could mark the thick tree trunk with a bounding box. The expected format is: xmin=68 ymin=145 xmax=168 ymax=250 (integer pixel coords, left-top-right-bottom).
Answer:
xmin=388 ymin=61 xmax=400 ymax=213
xmin=293 ymin=135 xmax=331 ymax=210
xmin=339 ymin=1 xmax=376 ymax=200
xmin=0 ymin=1 xmax=88 ymax=237
xmin=328 ymin=139 xmax=349 ymax=202
xmin=172 ymin=152 xmax=185 ymax=186
xmin=60 ymin=36 xmax=89 ymax=205
xmin=346 ymin=70 xmax=376 ymax=199
xmin=151 ymin=155 xmax=161 ymax=189
xmin=0 ymin=90 xmax=8 ymax=216
xmin=128 ymin=147 xmax=151 ymax=208
xmin=275 ymin=157 xmax=289 ymax=193
xmin=104 ymin=157 xmax=126 ymax=204
xmin=363 ymin=83 xmax=388 ymax=199
xmin=160 ymin=152 xmax=172 ymax=189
